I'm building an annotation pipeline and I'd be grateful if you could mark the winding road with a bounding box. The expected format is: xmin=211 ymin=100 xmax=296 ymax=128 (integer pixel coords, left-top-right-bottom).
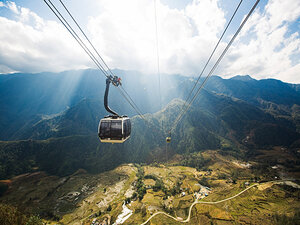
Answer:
xmin=140 ymin=180 xmax=291 ymax=225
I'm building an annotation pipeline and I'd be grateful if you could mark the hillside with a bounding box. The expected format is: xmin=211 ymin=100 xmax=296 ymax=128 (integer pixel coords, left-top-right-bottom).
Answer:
xmin=2 ymin=69 xmax=300 ymax=141
xmin=0 ymin=88 xmax=299 ymax=180
xmin=0 ymin=69 xmax=186 ymax=140
xmin=0 ymin=70 xmax=300 ymax=180
xmin=0 ymin=153 xmax=299 ymax=224
xmin=0 ymin=69 xmax=300 ymax=224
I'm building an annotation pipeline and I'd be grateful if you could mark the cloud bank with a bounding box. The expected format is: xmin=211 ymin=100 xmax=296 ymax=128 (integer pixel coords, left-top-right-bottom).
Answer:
xmin=0 ymin=0 xmax=299 ymax=83
xmin=0 ymin=1 xmax=91 ymax=73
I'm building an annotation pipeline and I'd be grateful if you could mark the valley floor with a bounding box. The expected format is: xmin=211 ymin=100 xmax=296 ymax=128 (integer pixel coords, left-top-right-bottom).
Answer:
xmin=0 ymin=150 xmax=299 ymax=225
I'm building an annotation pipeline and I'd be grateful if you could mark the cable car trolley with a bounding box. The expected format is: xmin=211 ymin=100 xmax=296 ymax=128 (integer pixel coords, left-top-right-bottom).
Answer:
xmin=98 ymin=75 xmax=131 ymax=143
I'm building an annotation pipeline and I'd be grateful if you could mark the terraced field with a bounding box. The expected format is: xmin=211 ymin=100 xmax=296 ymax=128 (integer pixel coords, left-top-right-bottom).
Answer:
xmin=0 ymin=151 xmax=299 ymax=224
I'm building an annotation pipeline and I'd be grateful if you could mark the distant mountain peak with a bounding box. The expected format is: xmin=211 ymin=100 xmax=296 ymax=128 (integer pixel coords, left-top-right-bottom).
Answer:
xmin=154 ymin=98 xmax=185 ymax=116
xmin=230 ymin=75 xmax=255 ymax=81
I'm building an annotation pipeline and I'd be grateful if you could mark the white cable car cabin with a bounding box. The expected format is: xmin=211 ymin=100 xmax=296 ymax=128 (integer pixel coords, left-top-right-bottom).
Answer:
xmin=98 ymin=115 xmax=131 ymax=143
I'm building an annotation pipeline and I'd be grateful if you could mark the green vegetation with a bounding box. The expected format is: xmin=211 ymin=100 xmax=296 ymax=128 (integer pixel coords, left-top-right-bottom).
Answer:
xmin=0 ymin=158 xmax=299 ymax=225
xmin=1 ymin=71 xmax=300 ymax=224
xmin=250 ymin=163 xmax=279 ymax=181
xmin=0 ymin=183 xmax=8 ymax=197
xmin=25 ymin=215 xmax=44 ymax=225
xmin=144 ymin=174 xmax=158 ymax=180
xmin=106 ymin=205 xmax=112 ymax=212
xmin=273 ymin=211 xmax=300 ymax=225
xmin=136 ymin=165 xmax=146 ymax=200
xmin=179 ymin=153 xmax=211 ymax=171
xmin=199 ymin=177 xmax=210 ymax=187
xmin=0 ymin=203 xmax=44 ymax=225
xmin=0 ymin=86 xmax=299 ymax=182
xmin=153 ymin=179 xmax=167 ymax=193
xmin=0 ymin=135 xmax=123 ymax=179
xmin=170 ymin=181 xmax=181 ymax=196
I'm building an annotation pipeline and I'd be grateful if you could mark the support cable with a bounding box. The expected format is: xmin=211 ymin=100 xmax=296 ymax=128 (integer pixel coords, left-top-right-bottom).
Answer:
xmin=179 ymin=0 xmax=243 ymax=118
xmin=58 ymin=0 xmax=151 ymax=125
xmin=118 ymin=87 xmax=163 ymax=133
xmin=154 ymin=0 xmax=169 ymax=161
xmin=57 ymin=0 xmax=148 ymax=121
xmin=45 ymin=0 xmax=162 ymax=131
xmin=169 ymin=0 xmax=260 ymax=134
xmin=154 ymin=0 xmax=162 ymax=111
xmin=58 ymin=0 xmax=115 ymax=77
xmin=44 ymin=0 xmax=109 ymax=78
xmin=58 ymin=0 xmax=150 ymax=121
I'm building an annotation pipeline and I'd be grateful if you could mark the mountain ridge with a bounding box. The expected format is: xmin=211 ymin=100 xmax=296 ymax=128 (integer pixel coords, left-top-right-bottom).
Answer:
xmin=0 ymin=90 xmax=299 ymax=179
xmin=0 ymin=69 xmax=299 ymax=180
xmin=1 ymin=69 xmax=300 ymax=140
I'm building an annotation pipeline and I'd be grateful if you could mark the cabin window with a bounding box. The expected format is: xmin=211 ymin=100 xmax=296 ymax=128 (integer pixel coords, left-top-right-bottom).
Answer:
xmin=111 ymin=121 xmax=122 ymax=139
xmin=123 ymin=120 xmax=127 ymax=137
xmin=123 ymin=119 xmax=131 ymax=137
xmin=100 ymin=121 xmax=110 ymax=138
xmin=127 ymin=119 xmax=131 ymax=136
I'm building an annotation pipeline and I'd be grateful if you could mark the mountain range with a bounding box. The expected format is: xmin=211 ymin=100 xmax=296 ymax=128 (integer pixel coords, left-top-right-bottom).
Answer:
xmin=0 ymin=69 xmax=299 ymax=179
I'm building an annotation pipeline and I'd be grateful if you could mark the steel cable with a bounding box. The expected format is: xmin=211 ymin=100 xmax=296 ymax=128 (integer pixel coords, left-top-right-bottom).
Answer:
xmin=45 ymin=0 xmax=109 ymax=77
xmin=178 ymin=0 xmax=243 ymax=122
xmin=169 ymin=0 xmax=261 ymax=133
xmin=45 ymin=0 xmax=162 ymax=132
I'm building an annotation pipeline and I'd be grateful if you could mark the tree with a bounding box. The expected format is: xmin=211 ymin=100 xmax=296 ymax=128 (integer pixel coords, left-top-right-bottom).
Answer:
xmin=125 ymin=198 xmax=131 ymax=204
xmin=25 ymin=215 xmax=43 ymax=225
xmin=199 ymin=177 xmax=209 ymax=187
xmin=153 ymin=180 xmax=164 ymax=192
xmin=0 ymin=183 xmax=8 ymax=197
xmin=131 ymin=192 xmax=137 ymax=200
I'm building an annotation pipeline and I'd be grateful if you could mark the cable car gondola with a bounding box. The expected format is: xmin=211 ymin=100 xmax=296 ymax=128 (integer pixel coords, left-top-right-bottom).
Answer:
xmin=166 ymin=137 xmax=171 ymax=143
xmin=98 ymin=115 xmax=131 ymax=143
xmin=98 ymin=76 xmax=131 ymax=143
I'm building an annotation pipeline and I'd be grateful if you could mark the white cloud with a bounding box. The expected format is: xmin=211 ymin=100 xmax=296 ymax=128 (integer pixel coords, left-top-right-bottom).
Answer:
xmin=0 ymin=1 xmax=91 ymax=73
xmin=219 ymin=0 xmax=300 ymax=83
xmin=0 ymin=0 xmax=300 ymax=84
xmin=87 ymin=0 xmax=226 ymax=75
xmin=7 ymin=1 xmax=19 ymax=14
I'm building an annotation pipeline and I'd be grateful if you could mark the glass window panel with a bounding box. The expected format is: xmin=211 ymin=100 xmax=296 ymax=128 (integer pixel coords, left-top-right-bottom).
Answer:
xmin=123 ymin=121 xmax=127 ymax=137
xmin=111 ymin=121 xmax=122 ymax=139
xmin=100 ymin=121 xmax=110 ymax=138
xmin=128 ymin=119 xmax=131 ymax=135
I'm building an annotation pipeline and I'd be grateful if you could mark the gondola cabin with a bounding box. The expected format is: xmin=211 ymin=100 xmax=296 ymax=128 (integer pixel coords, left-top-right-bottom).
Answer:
xmin=166 ymin=137 xmax=171 ymax=143
xmin=98 ymin=116 xmax=131 ymax=143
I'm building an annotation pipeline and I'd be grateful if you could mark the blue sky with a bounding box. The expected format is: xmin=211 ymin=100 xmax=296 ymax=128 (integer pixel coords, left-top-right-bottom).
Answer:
xmin=0 ymin=0 xmax=300 ymax=83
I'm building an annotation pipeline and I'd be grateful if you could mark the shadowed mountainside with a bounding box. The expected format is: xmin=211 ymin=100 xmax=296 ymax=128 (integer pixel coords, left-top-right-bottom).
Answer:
xmin=0 ymin=87 xmax=299 ymax=179
xmin=0 ymin=69 xmax=299 ymax=179
xmin=2 ymin=69 xmax=300 ymax=140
